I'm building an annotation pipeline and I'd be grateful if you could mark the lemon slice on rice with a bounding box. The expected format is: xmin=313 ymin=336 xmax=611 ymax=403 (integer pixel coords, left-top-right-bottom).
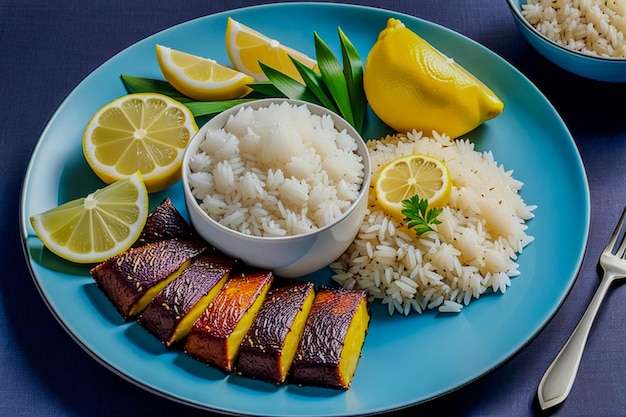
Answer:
xmin=30 ymin=172 xmax=149 ymax=264
xmin=375 ymin=154 xmax=452 ymax=219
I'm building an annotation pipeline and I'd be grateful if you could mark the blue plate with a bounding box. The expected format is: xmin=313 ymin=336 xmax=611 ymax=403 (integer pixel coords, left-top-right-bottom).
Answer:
xmin=20 ymin=3 xmax=590 ymax=416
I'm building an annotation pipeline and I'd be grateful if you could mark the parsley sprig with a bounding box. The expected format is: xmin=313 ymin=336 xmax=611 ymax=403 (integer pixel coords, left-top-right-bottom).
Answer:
xmin=401 ymin=195 xmax=443 ymax=236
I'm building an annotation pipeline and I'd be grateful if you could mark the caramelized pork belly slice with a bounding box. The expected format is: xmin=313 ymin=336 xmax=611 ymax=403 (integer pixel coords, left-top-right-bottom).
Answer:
xmin=90 ymin=238 xmax=206 ymax=320
xmin=292 ymin=287 xmax=370 ymax=390
xmin=138 ymin=249 xmax=236 ymax=346
xmin=237 ymin=280 xmax=315 ymax=383
xmin=184 ymin=267 xmax=273 ymax=372
xmin=134 ymin=197 xmax=197 ymax=247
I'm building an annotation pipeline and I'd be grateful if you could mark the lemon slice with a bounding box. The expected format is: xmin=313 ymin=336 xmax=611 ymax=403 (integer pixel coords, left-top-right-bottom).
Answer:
xmin=30 ymin=172 xmax=149 ymax=264
xmin=156 ymin=45 xmax=254 ymax=101
xmin=374 ymin=154 xmax=451 ymax=219
xmin=82 ymin=92 xmax=198 ymax=193
xmin=364 ymin=18 xmax=503 ymax=138
xmin=225 ymin=17 xmax=317 ymax=83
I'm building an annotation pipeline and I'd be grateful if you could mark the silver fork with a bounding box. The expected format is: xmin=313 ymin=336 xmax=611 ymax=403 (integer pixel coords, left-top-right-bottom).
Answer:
xmin=538 ymin=206 xmax=626 ymax=410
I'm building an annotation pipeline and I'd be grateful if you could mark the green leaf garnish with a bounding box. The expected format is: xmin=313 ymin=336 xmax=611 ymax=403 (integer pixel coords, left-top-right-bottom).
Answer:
xmin=291 ymin=58 xmax=338 ymax=113
xmin=121 ymin=74 xmax=258 ymax=118
xmin=121 ymin=74 xmax=193 ymax=103
xmin=257 ymin=28 xmax=366 ymax=134
xmin=258 ymin=62 xmax=320 ymax=104
xmin=184 ymin=99 xmax=255 ymax=117
xmin=401 ymin=195 xmax=443 ymax=236
xmin=338 ymin=27 xmax=365 ymax=133
xmin=247 ymin=81 xmax=287 ymax=98
xmin=313 ymin=31 xmax=354 ymax=126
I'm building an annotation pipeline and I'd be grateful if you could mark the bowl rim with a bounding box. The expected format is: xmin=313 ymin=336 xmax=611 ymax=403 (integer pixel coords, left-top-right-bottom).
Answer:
xmin=505 ymin=0 xmax=626 ymax=63
xmin=181 ymin=97 xmax=372 ymax=243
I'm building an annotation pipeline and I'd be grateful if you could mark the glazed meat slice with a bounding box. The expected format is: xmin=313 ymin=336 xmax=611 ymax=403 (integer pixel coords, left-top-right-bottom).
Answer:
xmin=134 ymin=197 xmax=196 ymax=246
xmin=90 ymin=238 xmax=206 ymax=320
xmin=237 ymin=280 xmax=315 ymax=383
xmin=292 ymin=287 xmax=370 ymax=389
xmin=184 ymin=267 xmax=273 ymax=372
xmin=138 ymin=249 xmax=236 ymax=346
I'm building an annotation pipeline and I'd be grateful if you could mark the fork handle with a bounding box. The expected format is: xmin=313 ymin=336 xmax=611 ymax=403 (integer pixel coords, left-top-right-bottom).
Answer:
xmin=537 ymin=274 xmax=614 ymax=410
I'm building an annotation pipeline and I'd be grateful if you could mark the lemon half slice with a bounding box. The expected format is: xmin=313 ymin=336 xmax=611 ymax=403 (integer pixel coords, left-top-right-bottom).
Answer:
xmin=156 ymin=45 xmax=254 ymax=101
xmin=225 ymin=17 xmax=317 ymax=82
xmin=30 ymin=172 xmax=149 ymax=264
xmin=374 ymin=154 xmax=451 ymax=219
xmin=82 ymin=92 xmax=198 ymax=193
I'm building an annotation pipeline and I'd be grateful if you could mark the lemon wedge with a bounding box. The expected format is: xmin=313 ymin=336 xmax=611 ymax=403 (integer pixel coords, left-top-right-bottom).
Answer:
xmin=374 ymin=154 xmax=451 ymax=219
xmin=30 ymin=172 xmax=149 ymax=264
xmin=364 ymin=18 xmax=503 ymax=138
xmin=82 ymin=92 xmax=198 ymax=193
xmin=156 ymin=45 xmax=254 ymax=101
xmin=225 ymin=17 xmax=317 ymax=83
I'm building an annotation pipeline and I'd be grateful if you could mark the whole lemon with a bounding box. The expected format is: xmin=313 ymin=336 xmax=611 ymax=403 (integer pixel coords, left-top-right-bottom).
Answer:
xmin=364 ymin=18 xmax=504 ymax=138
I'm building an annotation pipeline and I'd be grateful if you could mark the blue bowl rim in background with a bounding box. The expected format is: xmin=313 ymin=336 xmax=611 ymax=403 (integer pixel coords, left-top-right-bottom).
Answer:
xmin=505 ymin=0 xmax=626 ymax=82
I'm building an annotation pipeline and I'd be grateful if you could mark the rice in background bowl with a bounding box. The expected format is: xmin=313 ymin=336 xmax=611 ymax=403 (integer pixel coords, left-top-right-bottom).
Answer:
xmin=182 ymin=98 xmax=370 ymax=278
xmin=522 ymin=0 xmax=626 ymax=58
xmin=506 ymin=0 xmax=626 ymax=82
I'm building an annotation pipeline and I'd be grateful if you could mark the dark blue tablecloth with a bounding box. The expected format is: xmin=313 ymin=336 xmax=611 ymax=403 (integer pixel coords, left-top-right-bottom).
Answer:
xmin=3 ymin=1 xmax=626 ymax=416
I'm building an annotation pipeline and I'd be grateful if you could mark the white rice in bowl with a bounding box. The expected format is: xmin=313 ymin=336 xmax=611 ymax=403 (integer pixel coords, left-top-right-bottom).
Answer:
xmin=187 ymin=101 xmax=365 ymax=237
xmin=330 ymin=131 xmax=536 ymax=315
xmin=521 ymin=0 xmax=626 ymax=58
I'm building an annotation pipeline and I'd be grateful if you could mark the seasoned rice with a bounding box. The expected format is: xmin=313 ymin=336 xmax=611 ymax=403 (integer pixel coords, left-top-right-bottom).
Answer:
xmin=330 ymin=131 xmax=536 ymax=315
xmin=521 ymin=0 xmax=626 ymax=58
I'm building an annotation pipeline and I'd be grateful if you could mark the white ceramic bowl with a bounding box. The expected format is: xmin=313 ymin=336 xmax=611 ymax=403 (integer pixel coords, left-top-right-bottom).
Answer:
xmin=182 ymin=98 xmax=371 ymax=278
xmin=506 ymin=0 xmax=626 ymax=82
